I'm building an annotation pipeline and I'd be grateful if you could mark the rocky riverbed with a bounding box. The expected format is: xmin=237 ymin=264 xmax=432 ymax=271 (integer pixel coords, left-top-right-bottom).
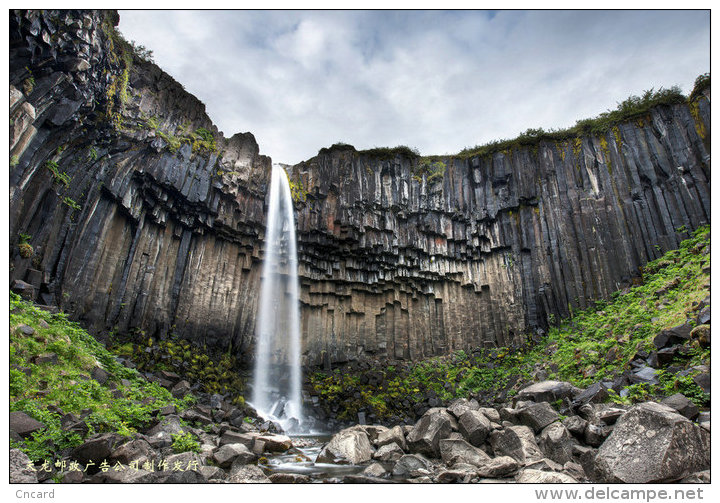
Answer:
xmin=10 ymin=377 xmax=710 ymax=484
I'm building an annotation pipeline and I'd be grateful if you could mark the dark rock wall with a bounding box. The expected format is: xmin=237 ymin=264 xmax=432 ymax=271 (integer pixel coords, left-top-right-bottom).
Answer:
xmin=9 ymin=10 xmax=711 ymax=367
xmin=290 ymin=101 xmax=710 ymax=364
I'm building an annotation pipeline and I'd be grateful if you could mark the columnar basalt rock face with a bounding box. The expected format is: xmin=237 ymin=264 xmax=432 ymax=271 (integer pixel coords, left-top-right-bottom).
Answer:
xmin=9 ymin=10 xmax=711 ymax=367
xmin=9 ymin=10 xmax=270 ymax=354
xmin=289 ymin=100 xmax=710 ymax=365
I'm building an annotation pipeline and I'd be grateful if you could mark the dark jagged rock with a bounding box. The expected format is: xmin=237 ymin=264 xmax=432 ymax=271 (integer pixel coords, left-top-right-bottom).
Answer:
xmin=10 ymin=411 xmax=46 ymax=438
xmin=594 ymin=402 xmax=710 ymax=483
xmin=8 ymin=9 xmax=711 ymax=367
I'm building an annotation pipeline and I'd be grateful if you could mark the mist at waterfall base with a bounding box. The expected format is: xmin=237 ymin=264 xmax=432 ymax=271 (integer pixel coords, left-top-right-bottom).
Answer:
xmin=250 ymin=164 xmax=307 ymax=434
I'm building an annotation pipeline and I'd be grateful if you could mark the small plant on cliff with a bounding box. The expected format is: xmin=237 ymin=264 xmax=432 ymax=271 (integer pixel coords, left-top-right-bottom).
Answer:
xmin=18 ymin=233 xmax=33 ymax=258
xmin=45 ymin=160 xmax=70 ymax=187
xmin=413 ymin=158 xmax=446 ymax=184
xmin=62 ymin=196 xmax=81 ymax=211
xmin=171 ymin=431 xmax=201 ymax=453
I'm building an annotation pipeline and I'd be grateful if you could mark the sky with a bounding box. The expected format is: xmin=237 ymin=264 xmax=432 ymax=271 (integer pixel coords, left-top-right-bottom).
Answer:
xmin=118 ymin=9 xmax=710 ymax=165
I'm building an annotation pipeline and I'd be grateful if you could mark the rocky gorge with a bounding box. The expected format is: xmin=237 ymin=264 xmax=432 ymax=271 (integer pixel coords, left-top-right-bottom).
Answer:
xmin=9 ymin=9 xmax=711 ymax=485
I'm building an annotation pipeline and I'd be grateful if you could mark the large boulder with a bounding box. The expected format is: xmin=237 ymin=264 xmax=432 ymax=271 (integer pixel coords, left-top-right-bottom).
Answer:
xmin=406 ymin=412 xmax=452 ymax=457
xmin=538 ymin=422 xmax=577 ymax=465
xmin=488 ymin=425 xmax=543 ymax=464
xmin=227 ymin=464 xmax=272 ymax=483
xmin=516 ymin=381 xmax=580 ymax=403
xmin=373 ymin=442 xmax=405 ymax=462
xmin=376 ymin=425 xmax=407 ymax=451
xmin=594 ymin=402 xmax=710 ymax=483
xmin=10 ymin=411 xmax=46 ymax=438
xmin=516 ymin=402 xmax=560 ymax=433
xmin=516 ymin=469 xmax=578 ymax=483
xmin=316 ymin=427 xmax=374 ymax=464
xmin=439 ymin=438 xmax=490 ymax=467
xmin=212 ymin=443 xmax=256 ymax=468
xmin=255 ymin=434 xmax=292 ymax=452
xmin=392 ymin=454 xmax=434 ymax=478
xmin=652 ymin=323 xmax=692 ymax=349
xmin=661 ymin=393 xmax=700 ymax=420
xmin=475 ymin=455 xmax=520 ymax=478
xmin=10 ymin=448 xmax=39 ymax=483
xmin=70 ymin=433 xmax=124 ymax=470
xmin=109 ymin=438 xmax=156 ymax=466
xmin=457 ymin=410 xmax=491 ymax=446
xmin=447 ymin=398 xmax=480 ymax=419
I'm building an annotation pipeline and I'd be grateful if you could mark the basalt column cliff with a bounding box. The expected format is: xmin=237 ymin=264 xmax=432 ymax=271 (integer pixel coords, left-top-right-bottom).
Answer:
xmin=9 ymin=10 xmax=711 ymax=367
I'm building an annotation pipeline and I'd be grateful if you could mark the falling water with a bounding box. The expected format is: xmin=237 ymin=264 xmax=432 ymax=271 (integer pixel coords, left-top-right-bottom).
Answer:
xmin=251 ymin=164 xmax=303 ymax=432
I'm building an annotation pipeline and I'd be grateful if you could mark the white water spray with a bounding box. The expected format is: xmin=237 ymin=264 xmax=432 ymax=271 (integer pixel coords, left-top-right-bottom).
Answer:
xmin=251 ymin=164 xmax=303 ymax=432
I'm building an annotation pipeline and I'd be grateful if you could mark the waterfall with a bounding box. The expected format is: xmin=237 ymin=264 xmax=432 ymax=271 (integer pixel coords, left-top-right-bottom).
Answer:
xmin=251 ymin=163 xmax=303 ymax=432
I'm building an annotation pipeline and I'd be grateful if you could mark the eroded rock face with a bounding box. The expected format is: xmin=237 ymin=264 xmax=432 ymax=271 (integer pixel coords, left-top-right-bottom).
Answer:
xmin=594 ymin=402 xmax=711 ymax=483
xmin=9 ymin=10 xmax=711 ymax=367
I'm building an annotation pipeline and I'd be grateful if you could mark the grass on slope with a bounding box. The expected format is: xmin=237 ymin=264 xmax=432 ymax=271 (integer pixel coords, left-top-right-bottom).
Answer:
xmin=310 ymin=225 xmax=711 ymax=421
xmin=9 ymin=293 xmax=196 ymax=462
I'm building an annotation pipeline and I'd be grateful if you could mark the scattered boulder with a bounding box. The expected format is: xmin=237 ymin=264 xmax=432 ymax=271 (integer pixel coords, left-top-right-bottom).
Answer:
xmin=373 ymin=442 xmax=404 ymax=462
xmin=516 ymin=402 xmax=560 ymax=433
xmin=584 ymin=423 xmax=611 ymax=447
xmin=447 ymin=398 xmax=479 ymax=419
xmin=376 ymin=425 xmax=407 ymax=451
xmin=653 ymin=323 xmax=692 ymax=349
xmin=661 ymin=393 xmax=700 ymax=420
xmin=227 ymin=465 xmax=271 ymax=483
xmin=109 ymin=438 xmax=155 ymax=466
xmin=516 ymin=381 xmax=580 ymax=403
xmin=362 ymin=462 xmax=388 ymax=478
xmin=475 ymin=455 xmax=520 ymax=478
xmin=144 ymin=415 xmax=185 ymax=437
xmin=690 ymin=324 xmax=710 ymax=348
xmin=516 ymin=469 xmax=578 ymax=483
xmin=594 ymin=402 xmax=711 ymax=483
xmin=316 ymin=427 xmax=374 ymax=464
xmin=70 ymin=433 xmax=123 ymax=469
xmin=171 ymin=380 xmax=192 ymax=398
xmin=10 ymin=448 xmax=38 ymax=483
xmin=457 ymin=410 xmax=491 ymax=446
xmin=572 ymin=382 xmax=610 ymax=408
xmin=488 ymin=425 xmax=543 ymax=464
xmin=256 ymin=434 xmax=292 ymax=452
xmin=10 ymin=411 xmax=46 ymax=438
xmin=91 ymin=366 xmax=110 ymax=384
xmin=392 ymin=454 xmax=434 ymax=478
xmin=163 ymin=469 xmax=207 ymax=483
xmin=562 ymin=415 xmax=588 ymax=439
xmin=91 ymin=468 xmax=158 ymax=483
xmin=439 ymin=438 xmax=490 ymax=467
xmin=212 ymin=443 xmax=256 ymax=468
xmin=406 ymin=412 xmax=452 ymax=457
xmin=538 ymin=422 xmax=577 ymax=465
xmin=269 ymin=472 xmax=311 ymax=483
xmin=218 ymin=430 xmax=256 ymax=449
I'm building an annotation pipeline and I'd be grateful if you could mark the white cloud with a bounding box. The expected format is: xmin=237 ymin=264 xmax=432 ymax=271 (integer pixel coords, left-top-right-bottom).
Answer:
xmin=118 ymin=10 xmax=710 ymax=164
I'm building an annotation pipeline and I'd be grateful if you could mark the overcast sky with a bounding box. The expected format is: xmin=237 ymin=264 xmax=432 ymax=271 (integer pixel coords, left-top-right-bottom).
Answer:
xmin=118 ymin=10 xmax=709 ymax=165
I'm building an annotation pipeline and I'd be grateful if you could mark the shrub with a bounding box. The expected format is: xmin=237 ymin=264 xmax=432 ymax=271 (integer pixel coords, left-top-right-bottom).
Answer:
xmin=171 ymin=431 xmax=201 ymax=453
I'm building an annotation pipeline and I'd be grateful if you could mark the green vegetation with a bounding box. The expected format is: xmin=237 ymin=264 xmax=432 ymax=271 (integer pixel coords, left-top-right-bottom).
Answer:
xmin=413 ymin=158 xmax=446 ymax=184
xmin=457 ymin=83 xmax=698 ymax=160
xmin=171 ymin=431 xmax=201 ymax=454
xmin=10 ymin=293 xmax=196 ymax=462
xmin=358 ymin=145 xmax=420 ymax=160
xmin=288 ymin=177 xmax=309 ymax=204
xmin=62 ymin=197 xmax=81 ymax=211
xmin=109 ymin=334 xmax=246 ymax=402
xmin=18 ymin=233 xmax=33 ymax=258
xmin=11 ymin=155 xmax=20 ymax=167
xmin=311 ymin=226 xmax=710 ymax=420
xmin=45 ymin=160 xmax=70 ymax=187
xmin=155 ymin=127 xmax=218 ymax=155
